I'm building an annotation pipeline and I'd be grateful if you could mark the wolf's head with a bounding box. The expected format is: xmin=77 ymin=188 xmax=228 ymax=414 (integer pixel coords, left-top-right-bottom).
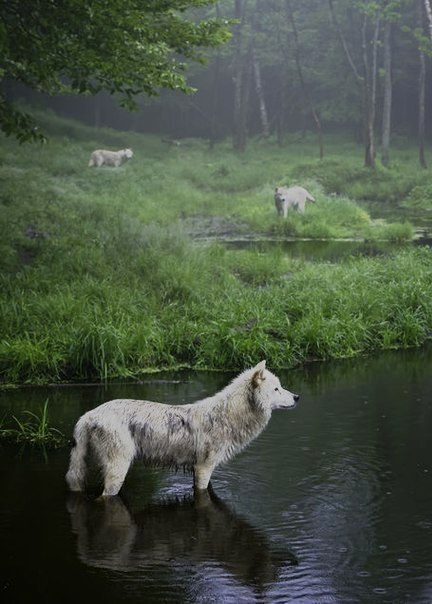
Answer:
xmin=251 ymin=361 xmax=299 ymax=410
xmin=274 ymin=187 xmax=285 ymax=201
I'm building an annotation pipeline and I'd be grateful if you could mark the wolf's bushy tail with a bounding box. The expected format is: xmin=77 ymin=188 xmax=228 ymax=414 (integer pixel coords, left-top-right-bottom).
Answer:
xmin=65 ymin=418 xmax=89 ymax=492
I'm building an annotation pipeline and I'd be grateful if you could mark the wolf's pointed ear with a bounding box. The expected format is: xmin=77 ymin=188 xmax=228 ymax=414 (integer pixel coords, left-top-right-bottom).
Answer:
xmin=251 ymin=361 xmax=266 ymax=389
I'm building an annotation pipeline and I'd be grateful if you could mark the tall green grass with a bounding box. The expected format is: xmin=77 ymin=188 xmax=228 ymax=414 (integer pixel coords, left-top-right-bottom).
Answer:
xmin=0 ymin=110 xmax=431 ymax=383
xmin=0 ymin=400 xmax=66 ymax=448
xmin=1 ymin=243 xmax=432 ymax=382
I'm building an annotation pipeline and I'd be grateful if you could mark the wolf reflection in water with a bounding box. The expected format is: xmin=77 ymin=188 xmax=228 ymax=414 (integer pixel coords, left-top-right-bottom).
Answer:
xmin=67 ymin=487 xmax=298 ymax=593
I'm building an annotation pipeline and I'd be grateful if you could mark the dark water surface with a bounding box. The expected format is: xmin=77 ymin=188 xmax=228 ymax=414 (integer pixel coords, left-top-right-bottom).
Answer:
xmin=1 ymin=347 xmax=432 ymax=603
xmin=224 ymin=238 xmax=411 ymax=262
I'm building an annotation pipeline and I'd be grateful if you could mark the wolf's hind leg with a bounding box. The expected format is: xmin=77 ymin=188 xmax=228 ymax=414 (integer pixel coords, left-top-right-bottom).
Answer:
xmin=66 ymin=445 xmax=86 ymax=492
xmin=101 ymin=454 xmax=132 ymax=497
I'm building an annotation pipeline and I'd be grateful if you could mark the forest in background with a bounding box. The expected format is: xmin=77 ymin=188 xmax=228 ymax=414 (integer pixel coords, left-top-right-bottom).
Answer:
xmin=6 ymin=0 xmax=432 ymax=168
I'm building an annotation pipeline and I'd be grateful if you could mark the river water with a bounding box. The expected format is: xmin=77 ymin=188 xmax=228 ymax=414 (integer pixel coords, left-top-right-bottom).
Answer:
xmin=1 ymin=345 xmax=432 ymax=603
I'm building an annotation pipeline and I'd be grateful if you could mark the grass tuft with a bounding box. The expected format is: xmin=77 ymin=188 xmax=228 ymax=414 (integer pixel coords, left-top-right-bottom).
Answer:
xmin=0 ymin=400 xmax=66 ymax=448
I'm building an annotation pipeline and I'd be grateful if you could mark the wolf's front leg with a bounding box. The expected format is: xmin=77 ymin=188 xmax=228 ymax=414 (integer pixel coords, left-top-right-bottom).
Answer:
xmin=193 ymin=462 xmax=216 ymax=490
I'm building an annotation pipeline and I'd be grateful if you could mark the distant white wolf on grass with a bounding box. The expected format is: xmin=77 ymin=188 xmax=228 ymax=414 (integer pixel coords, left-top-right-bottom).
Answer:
xmin=65 ymin=361 xmax=299 ymax=495
xmin=274 ymin=186 xmax=315 ymax=217
xmin=88 ymin=148 xmax=133 ymax=167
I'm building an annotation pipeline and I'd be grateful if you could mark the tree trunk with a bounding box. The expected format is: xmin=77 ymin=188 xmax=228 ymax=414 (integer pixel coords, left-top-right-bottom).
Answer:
xmin=286 ymin=0 xmax=324 ymax=159
xmin=328 ymin=0 xmax=363 ymax=82
xmin=232 ymin=0 xmax=247 ymax=152
xmin=209 ymin=2 xmax=222 ymax=149
xmin=251 ymin=45 xmax=270 ymax=138
xmin=362 ymin=12 xmax=380 ymax=168
xmin=381 ymin=20 xmax=392 ymax=167
xmin=419 ymin=49 xmax=427 ymax=168
xmin=209 ymin=53 xmax=221 ymax=149
xmin=424 ymin=0 xmax=432 ymax=37
xmin=329 ymin=0 xmax=380 ymax=169
xmin=94 ymin=95 xmax=101 ymax=129
xmin=276 ymin=84 xmax=284 ymax=145
xmin=419 ymin=2 xmax=428 ymax=168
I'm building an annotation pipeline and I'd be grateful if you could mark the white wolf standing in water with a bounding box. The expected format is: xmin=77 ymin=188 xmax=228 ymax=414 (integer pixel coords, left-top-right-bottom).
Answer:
xmin=88 ymin=148 xmax=133 ymax=167
xmin=65 ymin=361 xmax=299 ymax=495
xmin=274 ymin=186 xmax=315 ymax=217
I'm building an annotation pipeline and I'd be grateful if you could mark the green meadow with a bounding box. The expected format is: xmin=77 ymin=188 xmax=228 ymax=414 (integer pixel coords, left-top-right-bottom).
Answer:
xmin=1 ymin=110 xmax=432 ymax=384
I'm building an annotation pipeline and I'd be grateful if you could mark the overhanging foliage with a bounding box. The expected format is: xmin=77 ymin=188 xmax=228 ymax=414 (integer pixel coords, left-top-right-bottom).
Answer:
xmin=0 ymin=0 xmax=231 ymax=141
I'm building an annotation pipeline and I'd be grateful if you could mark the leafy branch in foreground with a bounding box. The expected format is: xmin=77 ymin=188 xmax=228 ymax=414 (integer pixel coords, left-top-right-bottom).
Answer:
xmin=0 ymin=0 xmax=231 ymax=142
xmin=0 ymin=400 xmax=66 ymax=448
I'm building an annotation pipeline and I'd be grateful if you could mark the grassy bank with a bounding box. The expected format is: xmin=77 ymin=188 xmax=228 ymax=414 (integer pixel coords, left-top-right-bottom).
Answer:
xmin=1 ymin=111 xmax=431 ymax=383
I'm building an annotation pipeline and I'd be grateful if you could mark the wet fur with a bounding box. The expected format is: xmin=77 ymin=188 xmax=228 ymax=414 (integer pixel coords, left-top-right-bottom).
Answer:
xmin=65 ymin=361 xmax=299 ymax=495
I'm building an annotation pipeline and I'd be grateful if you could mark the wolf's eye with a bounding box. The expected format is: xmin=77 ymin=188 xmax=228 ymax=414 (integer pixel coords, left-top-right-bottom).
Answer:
xmin=274 ymin=387 xmax=279 ymax=392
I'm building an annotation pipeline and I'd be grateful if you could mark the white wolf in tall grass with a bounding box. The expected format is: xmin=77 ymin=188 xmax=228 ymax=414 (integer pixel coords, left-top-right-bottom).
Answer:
xmin=88 ymin=148 xmax=133 ymax=167
xmin=65 ymin=361 xmax=299 ymax=495
xmin=274 ymin=186 xmax=315 ymax=217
